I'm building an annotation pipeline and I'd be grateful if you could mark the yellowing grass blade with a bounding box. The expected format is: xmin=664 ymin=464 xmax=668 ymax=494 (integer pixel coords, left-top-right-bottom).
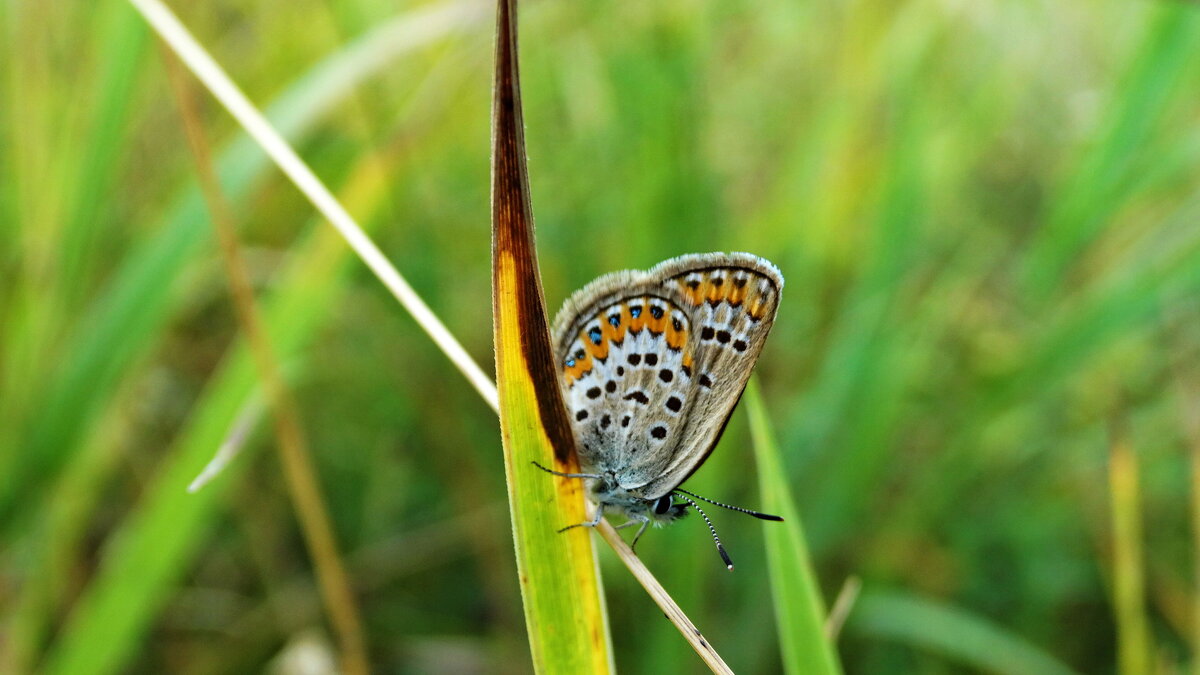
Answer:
xmin=1109 ymin=428 xmax=1152 ymax=675
xmin=490 ymin=0 xmax=612 ymax=671
xmin=746 ymin=379 xmax=843 ymax=675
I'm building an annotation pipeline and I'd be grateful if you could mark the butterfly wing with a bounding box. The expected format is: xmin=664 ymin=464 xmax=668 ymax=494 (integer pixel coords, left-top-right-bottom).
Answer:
xmin=551 ymin=252 xmax=783 ymax=499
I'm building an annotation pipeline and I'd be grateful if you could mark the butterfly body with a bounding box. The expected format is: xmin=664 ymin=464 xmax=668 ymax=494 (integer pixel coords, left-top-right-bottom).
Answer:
xmin=583 ymin=476 xmax=688 ymax=528
xmin=549 ymin=253 xmax=783 ymax=558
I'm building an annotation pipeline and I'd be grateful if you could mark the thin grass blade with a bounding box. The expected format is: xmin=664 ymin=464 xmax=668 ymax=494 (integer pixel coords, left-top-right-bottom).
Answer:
xmin=1022 ymin=4 xmax=1200 ymax=301
xmin=1109 ymin=426 xmax=1152 ymax=675
xmin=746 ymin=379 xmax=843 ymax=675
xmin=39 ymin=171 xmax=388 ymax=675
xmin=0 ymin=0 xmax=488 ymax=530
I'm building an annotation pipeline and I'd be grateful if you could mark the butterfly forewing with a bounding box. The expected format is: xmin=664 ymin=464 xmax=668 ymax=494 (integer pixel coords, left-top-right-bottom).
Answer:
xmin=555 ymin=292 xmax=695 ymax=484
xmin=551 ymin=253 xmax=783 ymax=499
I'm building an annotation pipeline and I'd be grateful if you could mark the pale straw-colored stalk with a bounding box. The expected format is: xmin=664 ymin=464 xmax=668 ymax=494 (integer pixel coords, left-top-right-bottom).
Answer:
xmin=127 ymin=0 xmax=499 ymax=412
xmin=134 ymin=0 xmax=733 ymax=670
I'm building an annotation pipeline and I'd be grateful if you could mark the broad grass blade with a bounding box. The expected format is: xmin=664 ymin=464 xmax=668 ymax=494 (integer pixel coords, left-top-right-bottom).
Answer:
xmin=490 ymin=0 xmax=612 ymax=671
xmin=852 ymin=590 xmax=1080 ymax=675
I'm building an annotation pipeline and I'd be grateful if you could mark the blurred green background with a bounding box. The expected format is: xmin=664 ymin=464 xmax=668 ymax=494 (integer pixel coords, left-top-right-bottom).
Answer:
xmin=4 ymin=0 xmax=1200 ymax=672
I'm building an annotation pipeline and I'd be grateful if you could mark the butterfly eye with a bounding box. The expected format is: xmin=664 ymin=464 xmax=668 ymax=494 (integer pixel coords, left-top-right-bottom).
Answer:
xmin=653 ymin=495 xmax=675 ymax=515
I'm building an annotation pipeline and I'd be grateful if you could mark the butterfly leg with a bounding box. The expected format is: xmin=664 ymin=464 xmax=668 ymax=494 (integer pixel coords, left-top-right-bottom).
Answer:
xmin=556 ymin=503 xmax=604 ymax=534
xmin=619 ymin=515 xmax=651 ymax=553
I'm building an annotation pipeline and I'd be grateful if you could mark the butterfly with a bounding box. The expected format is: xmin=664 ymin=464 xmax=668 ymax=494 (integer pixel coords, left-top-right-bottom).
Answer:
xmin=538 ymin=252 xmax=784 ymax=569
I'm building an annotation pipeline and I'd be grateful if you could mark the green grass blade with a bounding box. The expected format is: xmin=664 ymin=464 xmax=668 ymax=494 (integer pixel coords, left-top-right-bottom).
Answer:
xmin=746 ymin=379 xmax=842 ymax=675
xmin=57 ymin=3 xmax=149 ymax=310
xmin=852 ymin=590 xmax=1080 ymax=675
xmin=490 ymin=0 xmax=612 ymax=671
xmin=991 ymin=197 xmax=1200 ymax=410
xmin=38 ymin=167 xmax=385 ymax=675
xmin=0 ymin=0 xmax=485 ymax=529
xmin=1022 ymin=3 xmax=1200 ymax=301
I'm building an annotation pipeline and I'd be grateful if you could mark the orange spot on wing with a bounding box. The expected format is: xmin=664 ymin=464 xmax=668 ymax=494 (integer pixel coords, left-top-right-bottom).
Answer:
xmin=646 ymin=309 xmax=667 ymax=334
xmin=564 ymin=350 xmax=593 ymax=385
xmin=586 ymin=332 xmax=610 ymax=361
xmin=666 ymin=321 xmax=686 ymax=350
xmin=728 ymin=282 xmax=748 ymax=306
xmin=602 ymin=306 xmax=628 ymax=345
xmin=680 ymin=283 xmax=704 ymax=306
xmin=705 ymin=281 xmax=726 ymax=305
xmin=629 ymin=298 xmax=648 ymax=332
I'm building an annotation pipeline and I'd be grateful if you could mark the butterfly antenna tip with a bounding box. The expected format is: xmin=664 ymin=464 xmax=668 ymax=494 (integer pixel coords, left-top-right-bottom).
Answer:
xmin=676 ymin=492 xmax=735 ymax=570
xmin=675 ymin=488 xmax=782 ymax=521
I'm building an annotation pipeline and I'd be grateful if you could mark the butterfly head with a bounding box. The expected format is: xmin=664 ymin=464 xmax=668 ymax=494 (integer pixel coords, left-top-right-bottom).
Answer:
xmin=587 ymin=477 xmax=688 ymax=525
xmin=648 ymin=493 xmax=688 ymax=523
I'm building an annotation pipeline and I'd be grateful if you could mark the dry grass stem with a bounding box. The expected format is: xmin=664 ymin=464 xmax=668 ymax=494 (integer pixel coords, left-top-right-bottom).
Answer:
xmin=129 ymin=0 xmax=499 ymax=412
xmin=160 ymin=47 xmax=369 ymax=675
xmin=825 ymin=576 xmax=862 ymax=641
xmin=593 ymin=520 xmax=734 ymax=674
xmin=188 ymin=395 xmax=263 ymax=493
xmin=137 ymin=0 xmax=734 ymax=669
xmin=1108 ymin=426 xmax=1151 ymax=675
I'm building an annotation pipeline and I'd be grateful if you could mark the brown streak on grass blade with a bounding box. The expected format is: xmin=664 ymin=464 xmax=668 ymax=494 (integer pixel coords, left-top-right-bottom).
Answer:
xmin=1108 ymin=422 xmax=1152 ymax=675
xmin=491 ymin=0 xmax=574 ymax=465
xmin=593 ymin=521 xmax=734 ymax=674
xmin=161 ymin=48 xmax=369 ymax=675
xmin=490 ymin=0 xmax=612 ymax=671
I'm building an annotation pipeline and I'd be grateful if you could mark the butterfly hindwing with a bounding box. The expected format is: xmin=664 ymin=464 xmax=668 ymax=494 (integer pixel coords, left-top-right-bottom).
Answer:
xmin=641 ymin=254 xmax=783 ymax=496
xmin=555 ymin=292 xmax=694 ymax=486
xmin=551 ymin=253 xmax=783 ymax=499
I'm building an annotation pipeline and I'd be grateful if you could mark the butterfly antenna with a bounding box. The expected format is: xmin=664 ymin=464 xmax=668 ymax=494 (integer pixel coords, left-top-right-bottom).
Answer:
xmin=674 ymin=492 xmax=734 ymax=570
xmin=674 ymin=488 xmax=783 ymax=521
